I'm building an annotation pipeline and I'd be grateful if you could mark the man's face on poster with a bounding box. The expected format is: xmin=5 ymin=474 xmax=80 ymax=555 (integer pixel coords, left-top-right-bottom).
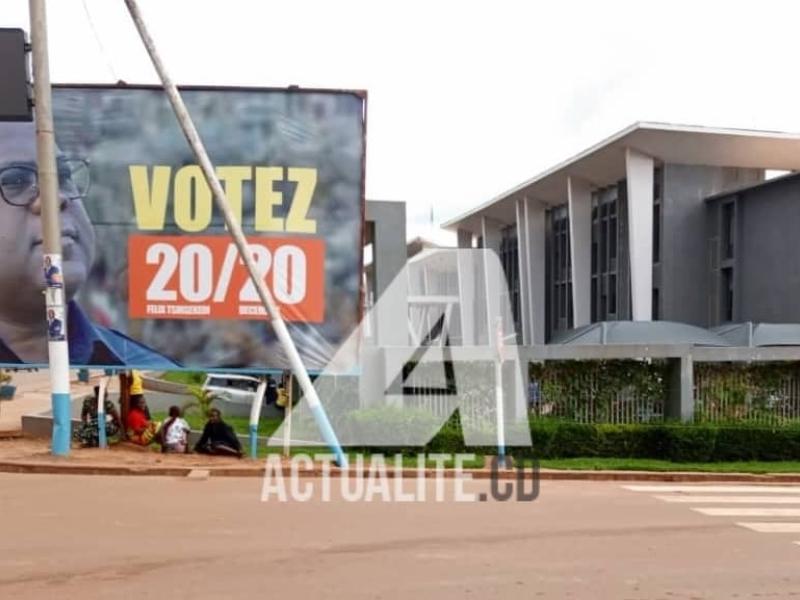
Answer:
xmin=0 ymin=123 xmax=95 ymax=312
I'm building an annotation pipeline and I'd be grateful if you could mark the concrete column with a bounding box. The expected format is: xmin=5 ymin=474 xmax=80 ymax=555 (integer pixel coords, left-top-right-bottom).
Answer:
xmin=365 ymin=201 xmax=408 ymax=345
xmin=667 ymin=354 xmax=694 ymax=422
xmin=456 ymin=251 xmax=477 ymax=345
xmin=515 ymin=198 xmax=531 ymax=344
xmin=567 ymin=176 xmax=592 ymax=327
xmin=456 ymin=229 xmax=473 ymax=249
xmin=518 ymin=196 xmax=546 ymax=344
xmin=361 ymin=201 xmax=408 ymax=409
xmin=481 ymin=216 xmax=503 ymax=345
xmin=456 ymin=229 xmax=477 ymax=345
xmin=625 ymin=148 xmax=654 ymax=321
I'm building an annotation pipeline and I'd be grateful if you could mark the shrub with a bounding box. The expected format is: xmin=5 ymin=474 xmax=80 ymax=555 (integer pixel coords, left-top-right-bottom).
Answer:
xmin=320 ymin=407 xmax=800 ymax=463
xmin=524 ymin=421 xmax=800 ymax=463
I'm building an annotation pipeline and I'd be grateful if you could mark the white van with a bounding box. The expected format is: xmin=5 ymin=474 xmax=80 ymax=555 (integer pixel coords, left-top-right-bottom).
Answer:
xmin=202 ymin=373 xmax=262 ymax=404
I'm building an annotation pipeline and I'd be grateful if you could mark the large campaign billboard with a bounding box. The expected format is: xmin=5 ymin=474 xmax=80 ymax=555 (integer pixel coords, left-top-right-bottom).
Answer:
xmin=0 ymin=85 xmax=366 ymax=372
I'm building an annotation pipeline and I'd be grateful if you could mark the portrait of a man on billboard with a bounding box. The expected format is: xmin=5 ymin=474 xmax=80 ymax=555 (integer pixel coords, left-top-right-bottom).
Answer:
xmin=0 ymin=121 xmax=180 ymax=368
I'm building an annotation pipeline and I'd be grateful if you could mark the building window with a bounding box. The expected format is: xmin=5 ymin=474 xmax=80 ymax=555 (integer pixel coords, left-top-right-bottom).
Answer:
xmin=590 ymin=185 xmax=621 ymax=323
xmin=652 ymin=288 xmax=660 ymax=320
xmin=608 ymin=274 xmax=617 ymax=315
xmin=653 ymin=167 xmax=662 ymax=264
xmin=653 ymin=202 xmax=661 ymax=264
xmin=499 ymin=226 xmax=521 ymax=339
xmin=722 ymin=201 xmax=735 ymax=260
xmin=721 ymin=267 xmax=734 ymax=322
xmin=546 ymin=205 xmax=572 ymax=337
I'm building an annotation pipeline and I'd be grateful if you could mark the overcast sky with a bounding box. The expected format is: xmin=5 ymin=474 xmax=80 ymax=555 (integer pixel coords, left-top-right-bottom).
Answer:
xmin=6 ymin=0 xmax=800 ymax=242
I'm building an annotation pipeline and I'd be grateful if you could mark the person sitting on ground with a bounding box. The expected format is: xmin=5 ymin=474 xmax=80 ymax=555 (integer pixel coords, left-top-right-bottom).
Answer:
xmin=75 ymin=385 xmax=121 ymax=447
xmin=193 ymin=408 xmax=242 ymax=457
xmin=126 ymin=395 xmax=161 ymax=446
xmin=160 ymin=405 xmax=191 ymax=454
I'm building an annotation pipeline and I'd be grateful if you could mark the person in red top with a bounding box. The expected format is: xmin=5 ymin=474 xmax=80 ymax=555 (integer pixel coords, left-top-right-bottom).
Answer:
xmin=126 ymin=396 xmax=161 ymax=446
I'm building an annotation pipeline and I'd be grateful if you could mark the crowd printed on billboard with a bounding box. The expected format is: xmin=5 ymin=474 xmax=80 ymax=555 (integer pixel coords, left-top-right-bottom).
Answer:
xmin=0 ymin=86 xmax=366 ymax=371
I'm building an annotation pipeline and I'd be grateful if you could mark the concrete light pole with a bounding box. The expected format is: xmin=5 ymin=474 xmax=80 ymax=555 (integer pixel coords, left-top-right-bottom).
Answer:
xmin=29 ymin=0 xmax=72 ymax=456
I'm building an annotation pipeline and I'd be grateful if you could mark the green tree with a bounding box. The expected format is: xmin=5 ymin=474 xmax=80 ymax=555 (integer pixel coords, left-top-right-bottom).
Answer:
xmin=181 ymin=386 xmax=219 ymax=418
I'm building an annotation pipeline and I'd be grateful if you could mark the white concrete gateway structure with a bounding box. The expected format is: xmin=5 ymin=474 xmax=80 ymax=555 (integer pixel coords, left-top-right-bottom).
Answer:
xmin=444 ymin=122 xmax=800 ymax=344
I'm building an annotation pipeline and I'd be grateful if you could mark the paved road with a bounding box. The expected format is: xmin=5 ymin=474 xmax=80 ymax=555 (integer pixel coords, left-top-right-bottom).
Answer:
xmin=1 ymin=474 xmax=800 ymax=599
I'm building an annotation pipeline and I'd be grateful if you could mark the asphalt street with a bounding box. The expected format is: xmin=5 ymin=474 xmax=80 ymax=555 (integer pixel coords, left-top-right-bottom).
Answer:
xmin=1 ymin=474 xmax=799 ymax=599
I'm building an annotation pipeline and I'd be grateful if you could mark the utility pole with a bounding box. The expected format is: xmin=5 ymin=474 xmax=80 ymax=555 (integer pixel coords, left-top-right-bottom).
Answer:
xmin=29 ymin=0 xmax=72 ymax=456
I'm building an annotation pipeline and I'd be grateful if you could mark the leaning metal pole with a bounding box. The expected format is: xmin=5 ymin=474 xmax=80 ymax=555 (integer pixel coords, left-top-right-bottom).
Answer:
xmin=30 ymin=0 xmax=72 ymax=456
xmin=123 ymin=0 xmax=348 ymax=467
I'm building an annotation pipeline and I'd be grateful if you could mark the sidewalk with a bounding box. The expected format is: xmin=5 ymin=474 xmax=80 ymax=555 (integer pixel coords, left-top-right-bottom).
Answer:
xmin=3 ymin=436 xmax=800 ymax=482
xmin=0 ymin=370 xmax=97 ymax=433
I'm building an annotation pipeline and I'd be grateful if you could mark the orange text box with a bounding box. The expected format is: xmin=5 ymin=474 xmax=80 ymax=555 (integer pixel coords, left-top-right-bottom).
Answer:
xmin=128 ymin=235 xmax=325 ymax=321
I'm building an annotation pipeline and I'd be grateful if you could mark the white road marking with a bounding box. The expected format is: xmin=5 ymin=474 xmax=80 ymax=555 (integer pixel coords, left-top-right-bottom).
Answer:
xmin=625 ymin=484 xmax=800 ymax=542
xmin=624 ymin=485 xmax=800 ymax=494
xmin=694 ymin=507 xmax=800 ymax=517
xmin=656 ymin=495 xmax=800 ymax=504
xmin=737 ymin=522 xmax=800 ymax=533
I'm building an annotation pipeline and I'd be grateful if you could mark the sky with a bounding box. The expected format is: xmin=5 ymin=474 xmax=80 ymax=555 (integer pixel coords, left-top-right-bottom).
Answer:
xmin=6 ymin=0 xmax=800 ymax=243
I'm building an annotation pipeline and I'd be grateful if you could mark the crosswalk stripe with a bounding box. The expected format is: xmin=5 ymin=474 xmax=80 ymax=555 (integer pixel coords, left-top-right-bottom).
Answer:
xmin=655 ymin=495 xmax=800 ymax=504
xmin=737 ymin=522 xmax=800 ymax=533
xmin=624 ymin=485 xmax=800 ymax=494
xmin=694 ymin=508 xmax=800 ymax=517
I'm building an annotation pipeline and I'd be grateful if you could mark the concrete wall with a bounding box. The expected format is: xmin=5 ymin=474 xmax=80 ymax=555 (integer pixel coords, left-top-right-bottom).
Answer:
xmin=661 ymin=164 xmax=762 ymax=327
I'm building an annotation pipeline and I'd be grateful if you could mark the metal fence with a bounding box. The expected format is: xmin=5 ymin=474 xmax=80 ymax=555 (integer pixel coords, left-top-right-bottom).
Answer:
xmin=694 ymin=362 xmax=800 ymax=424
xmin=400 ymin=359 xmax=800 ymax=425
xmin=529 ymin=361 xmax=667 ymax=424
xmin=402 ymin=362 xmax=496 ymax=431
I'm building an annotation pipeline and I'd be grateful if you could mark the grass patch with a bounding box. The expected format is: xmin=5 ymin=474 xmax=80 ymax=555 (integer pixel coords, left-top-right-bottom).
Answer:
xmin=536 ymin=457 xmax=800 ymax=474
xmin=160 ymin=371 xmax=206 ymax=386
xmin=253 ymin=447 xmax=485 ymax=467
xmin=152 ymin=411 xmax=283 ymax=437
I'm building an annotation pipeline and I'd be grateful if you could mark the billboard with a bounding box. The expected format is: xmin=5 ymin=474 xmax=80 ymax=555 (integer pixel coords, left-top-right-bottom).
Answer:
xmin=0 ymin=85 xmax=366 ymax=371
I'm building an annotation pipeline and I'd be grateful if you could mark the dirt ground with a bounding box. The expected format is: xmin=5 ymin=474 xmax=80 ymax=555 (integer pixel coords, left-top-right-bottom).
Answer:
xmin=0 ymin=437 xmax=250 ymax=469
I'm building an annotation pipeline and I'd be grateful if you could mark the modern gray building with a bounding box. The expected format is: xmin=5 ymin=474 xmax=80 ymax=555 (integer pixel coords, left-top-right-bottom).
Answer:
xmin=444 ymin=122 xmax=800 ymax=343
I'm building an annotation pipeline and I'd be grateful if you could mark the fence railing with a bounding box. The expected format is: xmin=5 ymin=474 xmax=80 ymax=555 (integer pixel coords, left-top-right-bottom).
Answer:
xmin=529 ymin=374 xmax=665 ymax=424
xmin=694 ymin=363 xmax=800 ymax=424
xmin=526 ymin=360 xmax=669 ymax=424
xmin=399 ymin=360 xmax=800 ymax=426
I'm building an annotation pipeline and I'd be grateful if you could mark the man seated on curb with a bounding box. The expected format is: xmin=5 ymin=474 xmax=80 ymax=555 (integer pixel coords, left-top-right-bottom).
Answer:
xmin=75 ymin=385 xmax=121 ymax=447
xmin=193 ymin=408 xmax=242 ymax=458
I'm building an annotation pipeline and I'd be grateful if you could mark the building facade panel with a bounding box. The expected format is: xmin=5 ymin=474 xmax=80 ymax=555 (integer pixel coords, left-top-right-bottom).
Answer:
xmin=661 ymin=164 xmax=763 ymax=327
xmin=708 ymin=174 xmax=800 ymax=325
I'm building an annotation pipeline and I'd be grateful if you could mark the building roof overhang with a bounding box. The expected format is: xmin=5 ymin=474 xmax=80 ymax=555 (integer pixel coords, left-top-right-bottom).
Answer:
xmin=444 ymin=121 xmax=800 ymax=234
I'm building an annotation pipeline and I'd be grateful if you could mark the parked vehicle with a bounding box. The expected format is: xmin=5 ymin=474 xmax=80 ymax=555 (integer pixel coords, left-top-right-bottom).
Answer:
xmin=202 ymin=373 xmax=262 ymax=404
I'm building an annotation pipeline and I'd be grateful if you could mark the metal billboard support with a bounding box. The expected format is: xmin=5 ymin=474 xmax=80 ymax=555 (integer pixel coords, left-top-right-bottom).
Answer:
xmin=123 ymin=0 xmax=348 ymax=468
xmin=29 ymin=0 xmax=72 ymax=456
xmin=248 ymin=380 xmax=267 ymax=460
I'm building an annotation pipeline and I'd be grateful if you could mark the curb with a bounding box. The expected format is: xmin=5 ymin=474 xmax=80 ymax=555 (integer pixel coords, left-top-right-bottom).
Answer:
xmin=2 ymin=459 xmax=800 ymax=482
